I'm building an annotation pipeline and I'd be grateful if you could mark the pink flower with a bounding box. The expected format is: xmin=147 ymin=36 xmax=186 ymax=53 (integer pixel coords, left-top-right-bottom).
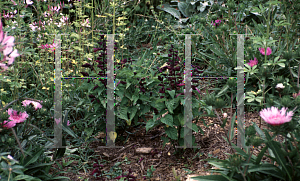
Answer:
xmin=7 ymin=49 xmax=19 ymax=65
xmin=195 ymin=87 xmax=201 ymax=94
xmin=247 ymin=57 xmax=258 ymax=67
xmin=0 ymin=63 xmax=8 ymax=71
xmin=211 ymin=19 xmax=222 ymax=26
xmin=81 ymin=19 xmax=91 ymax=27
xmin=67 ymin=120 xmax=70 ymax=126
xmin=50 ymin=5 xmax=61 ymax=13
xmin=3 ymin=46 xmax=13 ymax=56
xmin=1 ymin=120 xmax=16 ymax=129
xmin=39 ymin=40 xmax=56 ymax=51
xmin=22 ymin=100 xmax=43 ymax=110
xmin=259 ymin=106 xmax=294 ymax=126
xmin=293 ymin=91 xmax=300 ymax=99
xmin=259 ymin=47 xmax=272 ymax=56
xmin=6 ymin=108 xmax=28 ymax=123
xmin=1 ymin=33 xmax=15 ymax=48
xmin=11 ymin=0 xmax=17 ymax=5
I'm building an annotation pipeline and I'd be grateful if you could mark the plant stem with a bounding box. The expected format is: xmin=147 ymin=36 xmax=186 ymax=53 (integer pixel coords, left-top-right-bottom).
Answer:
xmin=10 ymin=127 xmax=25 ymax=158
xmin=298 ymin=62 xmax=300 ymax=88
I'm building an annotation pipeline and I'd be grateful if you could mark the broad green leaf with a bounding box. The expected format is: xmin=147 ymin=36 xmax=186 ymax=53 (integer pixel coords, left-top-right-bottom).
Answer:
xmin=165 ymin=126 xmax=177 ymax=140
xmin=165 ymin=99 xmax=175 ymax=114
xmin=117 ymin=106 xmax=128 ymax=120
xmin=161 ymin=114 xmax=173 ymax=127
xmin=167 ymin=90 xmax=176 ymax=99
xmin=132 ymin=94 xmax=139 ymax=105
xmin=156 ymin=4 xmax=181 ymax=19
xmin=140 ymin=104 xmax=151 ymax=115
xmin=128 ymin=107 xmax=137 ymax=122
xmin=178 ymin=2 xmax=189 ymax=17
xmin=146 ymin=119 xmax=155 ymax=132
xmin=247 ymin=98 xmax=254 ymax=102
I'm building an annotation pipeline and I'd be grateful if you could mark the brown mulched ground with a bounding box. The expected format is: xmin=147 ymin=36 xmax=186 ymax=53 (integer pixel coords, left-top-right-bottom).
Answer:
xmin=50 ymin=109 xmax=277 ymax=181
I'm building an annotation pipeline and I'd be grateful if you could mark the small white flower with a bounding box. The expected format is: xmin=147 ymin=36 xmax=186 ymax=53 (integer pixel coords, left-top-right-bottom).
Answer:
xmin=276 ymin=83 xmax=285 ymax=89
xmin=7 ymin=155 xmax=14 ymax=160
xmin=223 ymin=113 xmax=227 ymax=118
xmin=24 ymin=0 xmax=33 ymax=5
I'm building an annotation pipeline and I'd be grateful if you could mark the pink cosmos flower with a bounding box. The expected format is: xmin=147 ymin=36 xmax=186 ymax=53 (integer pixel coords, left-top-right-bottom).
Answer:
xmin=22 ymin=100 xmax=43 ymax=110
xmin=259 ymin=47 xmax=272 ymax=56
xmin=6 ymin=108 xmax=29 ymax=123
xmin=247 ymin=57 xmax=258 ymax=67
xmin=259 ymin=106 xmax=294 ymax=126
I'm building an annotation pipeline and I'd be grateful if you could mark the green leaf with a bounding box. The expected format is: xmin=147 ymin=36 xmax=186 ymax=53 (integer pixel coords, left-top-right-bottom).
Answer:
xmin=23 ymin=147 xmax=44 ymax=167
xmin=177 ymin=113 xmax=185 ymax=126
xmin=290 ymin=68 xmax=299 ymax=78
xmin=128 ymin=107 xmax=137 ymax=122
xmin=62 ymin=124 xmax=78 ymax=138
xmin=161 ymin=136 xmax=169 ymax=149
xmin=247 ymin=98 xmax=255 ymax=102
xmin=117 ymin=106 xmax=128 ymax=120
xmin=156 ymin=4 xmax=181 ymax=19
xmin=255 ymin=146 xmax=268 ymax=164
xmin=192 ymin=123 xmax=198 ymax=132
xmin=70 ymin=32 xmax=80 ymax=39
xmin=146 ymin=119 xmax=155 ymax=132
xmin=161 ymin=114 xmax=173 ymax=127
xmin=178 ymin=2 xmax=189 ymax=17
xmin=152 ymin=102 xmax=166 ymax=112
xmin=190 ymin=175 xmax=230 ymax=180
xmin=139 ymin=94 xmax=150 ymax=102
xmin=277 ymin=63 xmax=285 ymax=67
xmin=140 ymin=104 xmax=151 ymax=115
xmin=165 ymin=126 xmax=178 ymax=140
xmin=125 ymin=91 xmax=133 ymax=101
xmin=216 ymin=85 xmax=229 ymax=97
xmin=265 ymin=130 xmax=291 ymax=180
xmin=126 ymin=82 xmax=131 ymax=89
xmin=167 ymin=90 xmax=176 ymax=99
xmin=132 ymin=94 xmax=139 ymax=105
xmin=14 ymin=175 xmax=42 ymax=181
xmin=165 ymin=99 xmax=175 ymax=114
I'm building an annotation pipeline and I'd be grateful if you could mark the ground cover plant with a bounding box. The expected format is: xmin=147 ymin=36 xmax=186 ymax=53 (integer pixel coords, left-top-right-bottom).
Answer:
xmin=1 ymin=0 xmax=300 ymax=180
